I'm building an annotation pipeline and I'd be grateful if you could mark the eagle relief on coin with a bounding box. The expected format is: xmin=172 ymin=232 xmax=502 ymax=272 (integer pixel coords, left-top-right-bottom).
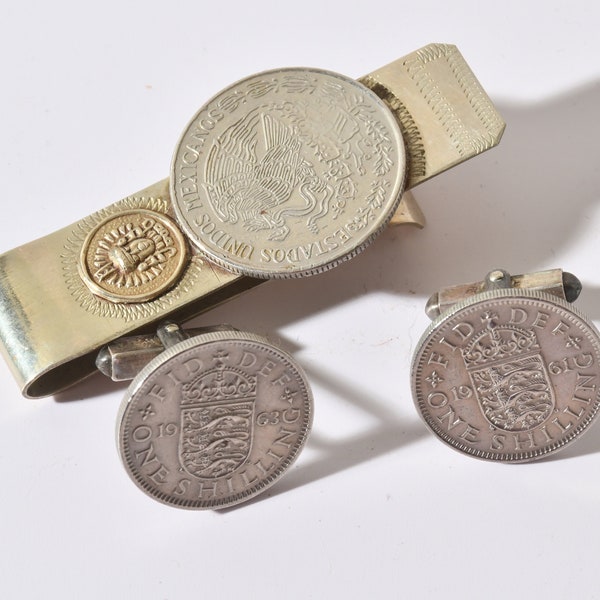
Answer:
xmin=411 ymin=290 xmax=600 ymax=462
xmin=171 ymin=68 xmax=406 ymax=278
xmin=117 ymin=331 xmax=312 ymax=509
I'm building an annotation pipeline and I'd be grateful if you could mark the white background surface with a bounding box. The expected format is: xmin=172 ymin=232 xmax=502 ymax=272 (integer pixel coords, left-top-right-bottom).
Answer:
xmin=1 ymin=1 xmax=600 ymax=598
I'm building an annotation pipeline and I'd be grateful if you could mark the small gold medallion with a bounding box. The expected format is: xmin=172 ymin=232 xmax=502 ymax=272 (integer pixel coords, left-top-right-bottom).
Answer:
xmin=78 ymin=209 xmax=188 ymax=303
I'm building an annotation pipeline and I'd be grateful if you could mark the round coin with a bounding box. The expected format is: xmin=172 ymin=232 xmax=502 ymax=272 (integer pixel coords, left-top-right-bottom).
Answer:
xmin=411 ymin=289 xmax=600 ymax=462
xmin=117 ymin=330 xmax=313 ymax=509
xmin=79 ymin=209 xmax=188 ymax=303
xmin=170 ymin=67 xmax=406 ymax=278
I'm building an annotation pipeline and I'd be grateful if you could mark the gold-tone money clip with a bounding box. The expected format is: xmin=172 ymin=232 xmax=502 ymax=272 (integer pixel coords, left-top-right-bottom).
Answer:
xmin=0 ymin=43 xmax=504 ymax=397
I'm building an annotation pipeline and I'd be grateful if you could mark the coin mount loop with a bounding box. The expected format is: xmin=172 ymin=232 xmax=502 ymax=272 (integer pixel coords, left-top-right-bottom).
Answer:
xmin=411 ymin=288 xmax=600 ymax=462
xmin=170 ymin=67 xmax=407 ymax=279
xmin=117 ymin=330 xmax=313 ymax=509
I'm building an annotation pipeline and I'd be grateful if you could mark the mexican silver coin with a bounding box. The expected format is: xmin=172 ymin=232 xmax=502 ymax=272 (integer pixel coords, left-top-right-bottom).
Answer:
xmin=411 ymin=289 xmax=600 ymax=462
xmin=170 ymin=67 xmax=406 ymax=278
xmin=117 ymin=330 xmax=313 ymax=508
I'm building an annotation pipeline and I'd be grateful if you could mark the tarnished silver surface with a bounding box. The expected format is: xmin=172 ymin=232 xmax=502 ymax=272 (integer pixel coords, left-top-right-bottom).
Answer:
xmin=117 ymin=329 xmax=313 ymax=509
xmin=171 ymin=68 xmax=407 ymax=278
xmin=411 ymin=289 xmax=600 ymax=462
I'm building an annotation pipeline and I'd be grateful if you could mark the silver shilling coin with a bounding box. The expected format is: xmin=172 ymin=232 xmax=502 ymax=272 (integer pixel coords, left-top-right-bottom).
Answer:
xmin=411 ymin=289 xmax=600 ymax=462
xmin=117 ymin=330 xmax=313 ymax=508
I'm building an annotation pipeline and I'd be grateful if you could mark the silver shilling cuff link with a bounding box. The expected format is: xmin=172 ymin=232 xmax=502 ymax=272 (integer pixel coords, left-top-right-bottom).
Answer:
xmin=411 ymin=269 xmax=600 ymax=462
xmin=0 ymin=43 xmax=504 ymax=398
xmin=105 ymin=322 xmax=313 ymax=509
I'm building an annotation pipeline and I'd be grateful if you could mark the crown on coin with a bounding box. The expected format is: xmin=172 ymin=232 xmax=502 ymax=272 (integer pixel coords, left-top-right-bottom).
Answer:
xmin=180 ymin=351 xmax=257 ymax=406
xmin=462 ymin=312 xmax=541 ymax=369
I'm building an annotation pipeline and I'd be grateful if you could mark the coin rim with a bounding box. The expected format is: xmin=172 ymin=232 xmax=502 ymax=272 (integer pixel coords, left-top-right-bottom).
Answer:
xmin=411 ymin=288 xmax=600 ymax=462
xmin=116 ymin=330 xmax=314 ymax=509
xmin=78 ymin=209 xmax=189 ymax=303
xmin=169 ymin=66 xmax=407 ymax=279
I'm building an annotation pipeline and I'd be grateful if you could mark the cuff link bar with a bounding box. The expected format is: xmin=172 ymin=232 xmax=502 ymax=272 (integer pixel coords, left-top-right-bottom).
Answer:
xmin=0 ymin=44 xmax=504 ymax=397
